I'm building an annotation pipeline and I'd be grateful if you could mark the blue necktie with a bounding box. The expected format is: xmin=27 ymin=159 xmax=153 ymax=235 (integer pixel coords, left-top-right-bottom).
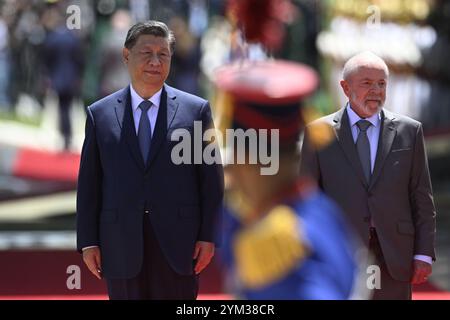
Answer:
xmin=138 ymin=100 xmax=152 ymax=163
xmin=356 ymin=120 xmax=372 ymax=183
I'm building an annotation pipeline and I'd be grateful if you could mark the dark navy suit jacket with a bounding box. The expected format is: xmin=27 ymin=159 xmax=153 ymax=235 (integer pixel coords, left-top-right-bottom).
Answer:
xmin=76 ymin=84 xmax=224 ymax=279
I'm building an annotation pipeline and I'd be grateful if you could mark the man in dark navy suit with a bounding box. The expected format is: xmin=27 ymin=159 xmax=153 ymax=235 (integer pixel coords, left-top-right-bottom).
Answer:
xmin=76 ymin=20 xmax=224 ymax=300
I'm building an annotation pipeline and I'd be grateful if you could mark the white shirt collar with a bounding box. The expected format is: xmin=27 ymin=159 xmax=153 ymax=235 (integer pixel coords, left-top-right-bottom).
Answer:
xmin=346 ymin=103 xmax=381 ymax=128
xmin=129 ymin=84 xmax=162 ymax=112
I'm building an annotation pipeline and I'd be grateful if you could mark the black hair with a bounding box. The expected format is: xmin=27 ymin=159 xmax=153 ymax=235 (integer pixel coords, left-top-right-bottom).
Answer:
xmin=124 ymin=20 xmax=175 ymax=53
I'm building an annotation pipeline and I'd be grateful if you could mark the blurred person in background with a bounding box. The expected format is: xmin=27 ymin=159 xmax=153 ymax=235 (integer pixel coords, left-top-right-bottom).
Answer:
xmin=4 ymin=0 xmax=47 ymax=114
xmin=0 ymin=10 xmax=11 ymax=110
xmin=301 ymin=51 xmax=436 ymax=299
xmin=98 ymin=9 xmax=132 ymax=97
xmin=167 ymin=15 xmax=202 ymax=95
xmin=42 ymin=4 xmax=84 ymax=150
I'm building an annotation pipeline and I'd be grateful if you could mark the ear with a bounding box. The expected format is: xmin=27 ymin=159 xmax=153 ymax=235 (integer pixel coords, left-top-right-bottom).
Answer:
xmin=122 ymin=47 xmax=129 ymax=64
xmin=340 ymin=80 xmax=350 ymax=98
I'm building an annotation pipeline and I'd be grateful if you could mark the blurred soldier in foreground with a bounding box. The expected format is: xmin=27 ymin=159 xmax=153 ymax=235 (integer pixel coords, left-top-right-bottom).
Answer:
xmin=213 ymin=60 xmax=361 ymax=299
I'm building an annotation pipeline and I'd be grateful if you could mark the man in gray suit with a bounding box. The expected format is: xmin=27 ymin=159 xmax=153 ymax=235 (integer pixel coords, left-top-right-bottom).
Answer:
xmin=300 ymin=51 xmax=436 ymax=299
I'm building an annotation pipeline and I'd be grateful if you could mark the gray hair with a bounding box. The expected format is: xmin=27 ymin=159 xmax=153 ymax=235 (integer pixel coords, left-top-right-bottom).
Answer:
xmin=342 ymin=51 xmax=389 ymax=81
xmin=124 ymin=20 xmax=175 ymax=53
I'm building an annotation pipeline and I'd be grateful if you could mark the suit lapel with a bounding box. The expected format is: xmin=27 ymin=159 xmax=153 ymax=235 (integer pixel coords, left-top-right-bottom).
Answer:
xmin=145 ymin=84 xmax=179 ymax=169
xmin=114 ymin=86 xmax=146 ymax=171
xmin=369 ymin=110 xmax=397 ymax=190
xmin=333 ymin=108 xmax=369 ymax=188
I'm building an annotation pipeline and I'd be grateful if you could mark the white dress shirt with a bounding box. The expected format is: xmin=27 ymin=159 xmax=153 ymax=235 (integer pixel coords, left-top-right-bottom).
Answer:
xmin=346 ymin=104 xmax=432 ymax=265
xmin=129 ymin=84 xmax=161 ymax=136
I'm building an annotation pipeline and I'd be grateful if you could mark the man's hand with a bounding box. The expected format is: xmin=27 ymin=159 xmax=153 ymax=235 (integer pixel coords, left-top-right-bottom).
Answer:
xmin=193 ymin=241 xmax=215 ymax=275
xmin=82 ymin=247 xmax=102 ymax=280
xmin=411 ymin=259 xmax=432 ymax=284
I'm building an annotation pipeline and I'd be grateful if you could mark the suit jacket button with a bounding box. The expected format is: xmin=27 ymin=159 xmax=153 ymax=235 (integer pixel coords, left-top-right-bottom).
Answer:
xmin=144 ymin=210 xmax=150 ymax=214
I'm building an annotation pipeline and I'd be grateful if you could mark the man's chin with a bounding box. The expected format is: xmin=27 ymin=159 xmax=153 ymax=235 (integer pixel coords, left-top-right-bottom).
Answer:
xmin=143 ymin=77 xmax=165 ymax=88
xmin=365 ymin=102 xmax=383 ymax=114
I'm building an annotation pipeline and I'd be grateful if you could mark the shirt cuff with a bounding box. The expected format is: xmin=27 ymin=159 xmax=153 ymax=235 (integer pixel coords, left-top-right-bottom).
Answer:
xmin=82 ymin=246 xmax=99 ymax=251
xmin=414 ymin=255 xmax=432 ymax=264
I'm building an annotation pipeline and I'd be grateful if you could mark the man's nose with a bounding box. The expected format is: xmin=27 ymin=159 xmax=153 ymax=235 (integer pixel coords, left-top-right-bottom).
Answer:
xmin=147 ymin=53 xmax=161 ymax=66
xmin=373 ymin=82 xmax=385 ymax=91
xmin=369 ymin=83 xmax=384 ymax=94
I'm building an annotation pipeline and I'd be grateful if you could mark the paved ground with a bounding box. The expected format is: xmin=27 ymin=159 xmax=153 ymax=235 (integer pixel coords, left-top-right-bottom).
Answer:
xmin=0 ymin=92 xmax=86 ymax=152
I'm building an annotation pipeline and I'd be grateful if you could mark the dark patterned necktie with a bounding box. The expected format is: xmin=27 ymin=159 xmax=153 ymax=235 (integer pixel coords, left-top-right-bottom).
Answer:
xmin=138 ymin=100 xmax=152 ymax=163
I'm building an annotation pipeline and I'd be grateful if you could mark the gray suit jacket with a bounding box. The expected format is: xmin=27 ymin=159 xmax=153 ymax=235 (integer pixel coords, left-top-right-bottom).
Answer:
xmin=300 ymin=107 xmax=436 ymax=281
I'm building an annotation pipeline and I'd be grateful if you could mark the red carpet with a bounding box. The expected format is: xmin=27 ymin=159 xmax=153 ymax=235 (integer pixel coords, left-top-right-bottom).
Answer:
xmin=13 ymin=148 xmax=80 ymax=182
xmin=1 ymin=289 xmax=449 ymax=300
xmin=0 ymin=250 xmax=448 ymax=300
xmin=412 ymin=282 xmax=450 ymax=300
xmin=0 ymin=250 xmax=225 ymax=298
xmin=0 ymin=294 xmax=232 ymax=300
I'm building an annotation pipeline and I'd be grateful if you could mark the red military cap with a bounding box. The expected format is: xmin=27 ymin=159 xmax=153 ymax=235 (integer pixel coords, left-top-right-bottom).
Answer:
xmin=213 ymin=59 xmax=319 ymax=144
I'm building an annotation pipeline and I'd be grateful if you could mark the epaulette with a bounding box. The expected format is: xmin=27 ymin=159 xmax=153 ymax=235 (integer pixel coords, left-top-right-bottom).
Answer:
xmin=232 ymin=205 xmax=309 ymax=289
